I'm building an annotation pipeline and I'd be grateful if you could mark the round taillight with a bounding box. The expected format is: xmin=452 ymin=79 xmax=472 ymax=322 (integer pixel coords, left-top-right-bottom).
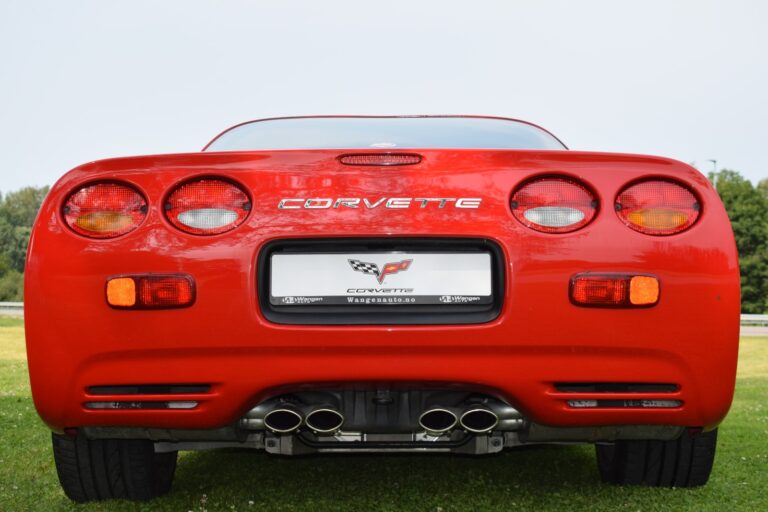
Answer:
xmin=165 ymin=178 xmax=251 ymax=235
xmin=63 ymin=182 xmax=147 ymax=238
xmin=511 ymin=177 xmax=597 ymax=233
xmin=615 ymin=179 xmax=700 ymax=235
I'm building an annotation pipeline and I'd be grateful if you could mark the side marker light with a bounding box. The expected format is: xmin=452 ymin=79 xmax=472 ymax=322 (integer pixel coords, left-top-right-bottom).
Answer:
xmin=570 ymin=274 xmax=660 ymax=307
xmin=106 ymin=274 xmax=195 ymax=309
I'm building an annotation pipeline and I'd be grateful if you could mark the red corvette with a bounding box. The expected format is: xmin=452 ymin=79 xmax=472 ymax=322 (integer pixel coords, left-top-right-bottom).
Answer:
xmin=25 ymin=116 xmax=739 ymax=501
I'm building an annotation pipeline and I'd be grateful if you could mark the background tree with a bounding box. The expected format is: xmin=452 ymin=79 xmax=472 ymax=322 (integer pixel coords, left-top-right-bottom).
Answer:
xmin=0 ymin=186 xmax=49 ymax=301
xmin=0 ymin=186 xmax=50 ymax=227
xmin=710 ymin=170 xmax=768 ymax=313
xmin=758 ymin=178 xmax=768 ymax=200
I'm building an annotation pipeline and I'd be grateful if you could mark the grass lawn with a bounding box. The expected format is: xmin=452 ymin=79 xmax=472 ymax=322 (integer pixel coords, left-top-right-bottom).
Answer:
xmin=1 ymin=316 xmax=765 ymax=511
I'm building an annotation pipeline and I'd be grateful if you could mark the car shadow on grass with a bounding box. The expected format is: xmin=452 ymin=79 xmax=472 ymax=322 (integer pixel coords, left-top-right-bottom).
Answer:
xmin=165 ymin=444 xmax=600 ymax=510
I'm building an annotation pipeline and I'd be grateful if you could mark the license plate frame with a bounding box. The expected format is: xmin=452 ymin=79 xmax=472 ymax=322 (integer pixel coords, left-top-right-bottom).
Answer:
xmin=258 ymin=238 xmax=505 ymax=325
xmin=270 ymin=251 xmax=493 ymax=307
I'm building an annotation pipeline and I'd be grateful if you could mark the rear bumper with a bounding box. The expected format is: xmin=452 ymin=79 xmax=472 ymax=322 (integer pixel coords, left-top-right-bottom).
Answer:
xmin=61 ymin=341 xmax=723 ymax=429
xmin=25 ymin=232 xmax=739 ymax=433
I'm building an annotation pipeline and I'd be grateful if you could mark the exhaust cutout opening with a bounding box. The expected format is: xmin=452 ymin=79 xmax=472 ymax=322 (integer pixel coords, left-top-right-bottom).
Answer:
xmin=264 ymin=408 xmax=303 ymax=433
xmin=460 ymin=408 xmax=499 ymax=433
xmin=305 ymin=409 xmax=345 ymax=433
xmin=418 ymin=408 xmax=458 ymax=433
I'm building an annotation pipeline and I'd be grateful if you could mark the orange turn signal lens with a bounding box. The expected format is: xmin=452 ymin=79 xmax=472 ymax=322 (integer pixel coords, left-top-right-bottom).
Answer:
xmin=106 ymin=278 xmax=136 ymax=307
xmin=570 ymin=273 xmax=659 ymax=308
xmin=106 ymin=274 xmax=195 ymax=309
xmin=629 ymin=276 xmax=660 ymax=305
xmin=625 ymin=208 xmax=690 ymax=231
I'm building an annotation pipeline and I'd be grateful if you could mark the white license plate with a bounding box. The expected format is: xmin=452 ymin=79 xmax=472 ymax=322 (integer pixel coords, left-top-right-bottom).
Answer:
xmin=270 ymin=252 xmax=492 ymax=306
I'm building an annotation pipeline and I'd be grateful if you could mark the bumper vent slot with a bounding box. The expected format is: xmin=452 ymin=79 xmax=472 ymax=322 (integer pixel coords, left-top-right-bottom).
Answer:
xmin=87 ymin=384 xmax=211 ymax=395
xmin=85 ymin=401 xmax=198 ymax=410
xmin=567 ymin=399 xmax=682 ymax=409
xmin=554 ymin=383 xmax=678 ymax=393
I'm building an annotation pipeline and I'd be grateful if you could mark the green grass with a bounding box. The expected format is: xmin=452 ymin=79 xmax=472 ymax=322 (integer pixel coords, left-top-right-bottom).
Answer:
xmin=1 ymin=316 xmax=766 ymax=511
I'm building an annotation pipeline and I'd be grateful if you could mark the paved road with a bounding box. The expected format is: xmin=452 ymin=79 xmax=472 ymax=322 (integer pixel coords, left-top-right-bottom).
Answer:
xmin=741 ymin=326 xmax=768 ymax=337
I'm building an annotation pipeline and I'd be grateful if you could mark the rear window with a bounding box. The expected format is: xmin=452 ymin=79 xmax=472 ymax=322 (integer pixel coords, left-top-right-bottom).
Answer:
xmin=204 ymin=116 xmax=566 ymax=152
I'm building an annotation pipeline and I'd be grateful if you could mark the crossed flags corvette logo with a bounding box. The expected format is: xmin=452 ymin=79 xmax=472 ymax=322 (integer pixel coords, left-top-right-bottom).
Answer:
xmin=348 ymin=259 xmax=412 ymax=284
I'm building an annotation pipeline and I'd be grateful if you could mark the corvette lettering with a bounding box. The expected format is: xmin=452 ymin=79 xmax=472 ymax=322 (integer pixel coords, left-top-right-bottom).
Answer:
xmin=278 ymin=197 xmax=482 ymax=209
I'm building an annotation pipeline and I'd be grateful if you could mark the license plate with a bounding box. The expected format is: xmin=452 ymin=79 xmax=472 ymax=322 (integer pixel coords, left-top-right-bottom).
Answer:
xmin=270 ymin=252 xmax=492 ymax=306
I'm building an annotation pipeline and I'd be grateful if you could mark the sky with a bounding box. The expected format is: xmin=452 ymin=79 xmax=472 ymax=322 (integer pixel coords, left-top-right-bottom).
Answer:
xmin=1 ymin=0 xmax=766 ymax=193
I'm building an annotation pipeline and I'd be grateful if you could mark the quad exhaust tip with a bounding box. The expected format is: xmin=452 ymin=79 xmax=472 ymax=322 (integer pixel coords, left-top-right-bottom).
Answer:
xmin=459 ymin=408 xmax=499 ymax=433
xmin=418 ymin=408 xmax=458 ymax=434
xmin=263 ymin=408 xmax=303 ymax=433
xmin=305 ymin=408 xmax=345 ymax=433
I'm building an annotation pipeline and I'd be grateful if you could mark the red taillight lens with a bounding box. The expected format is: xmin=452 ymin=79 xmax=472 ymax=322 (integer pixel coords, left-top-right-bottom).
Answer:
xmin=165 ymin=178 xmax=251 ymax=235
xmin=138 ymin=276 xmax=194 ymax=307
xmin=63 ymin=182 xmax=147 ymax=238
xmin=570 ymin=274 xmax=660 ymax=307
xmin=615 ymin=180 xmax=700 ymax=235
xmin=571 ymin=276 xmax=628 ymax=306
xmin=338 ymin=153 xmax=422 ymax=166
xmin=511 ymin=177 xmax=597 ymax=233
xmin=106 ymin=274 xmax=195 ymax=309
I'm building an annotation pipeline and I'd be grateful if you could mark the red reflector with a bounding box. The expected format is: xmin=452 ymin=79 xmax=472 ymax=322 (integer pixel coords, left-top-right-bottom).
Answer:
xmin=338 ymin=153 xmax=422 ymax=166
xmin=106 ymin=274 xmax=195 ymax=309
xmin=571 ymin=276 xmax=628 ymax=306
xmin=63 ymin=182 xmax=147 ymax=238
xmin=570 ymin=274 xmax=659 ymax=307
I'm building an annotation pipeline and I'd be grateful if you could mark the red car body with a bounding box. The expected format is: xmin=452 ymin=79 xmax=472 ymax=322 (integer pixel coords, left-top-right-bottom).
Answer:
xmin=25 ymin=116 xmax=740 ymax=498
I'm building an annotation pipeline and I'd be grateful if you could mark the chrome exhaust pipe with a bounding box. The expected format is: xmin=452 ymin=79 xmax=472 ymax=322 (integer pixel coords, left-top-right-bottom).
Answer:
xmin=305 ymin=408 xmax=345 ymax=434
xmin=263 ymin=407 xmax=303 ymax=433
xmin=418 ymin=408 xmax=458 ymax=434
xmin=459 ymin=407 xmax=499 ymax=433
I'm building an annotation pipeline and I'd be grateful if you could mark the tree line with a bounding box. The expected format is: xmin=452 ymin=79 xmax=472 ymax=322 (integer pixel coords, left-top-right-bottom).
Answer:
xmin=0 ymin=172 xmax=767 ymax=311
xmin=710 ymin=170 xmax=768 ymax=313
xmin=0 ymin=186 xmax=49 ymax=301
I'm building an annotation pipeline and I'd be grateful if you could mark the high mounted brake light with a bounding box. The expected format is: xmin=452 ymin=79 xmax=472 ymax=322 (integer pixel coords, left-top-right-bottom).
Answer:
xmin=510 ymin=177 xmax=597 ymax=233
xmin=615 ymin=179 xmax=700 ymax=235
xmin=165 ymin=178 xmax=251 ymax=235
xmin=63 ymin=182 xmax=147 ymax=238
xmin=338 ymin=153 xmax=422 ymax=166
xmin=106 ymin=274 xmax=195 ymax=309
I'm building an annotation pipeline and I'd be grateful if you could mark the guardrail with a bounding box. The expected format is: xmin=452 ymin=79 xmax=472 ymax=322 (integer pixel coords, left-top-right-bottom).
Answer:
xmin=741 ymin=314 xmax=768 ymax=326
xmin=0 ymin=302 xmax=24 ymax=317
xmin=1 ymin=301 xmax=767 ymax=325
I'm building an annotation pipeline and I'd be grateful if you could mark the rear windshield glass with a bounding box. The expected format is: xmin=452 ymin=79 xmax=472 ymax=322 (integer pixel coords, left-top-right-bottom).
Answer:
xmin=204 ymin=116 xmax=566 ymax=151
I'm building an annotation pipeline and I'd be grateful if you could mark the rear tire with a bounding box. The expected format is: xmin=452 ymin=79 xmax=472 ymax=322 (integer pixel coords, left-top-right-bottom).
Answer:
xmin=596 ymin=428 xmax=717 ymax=487
xmin=52 ymin=432 xmax=177 ymax=502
